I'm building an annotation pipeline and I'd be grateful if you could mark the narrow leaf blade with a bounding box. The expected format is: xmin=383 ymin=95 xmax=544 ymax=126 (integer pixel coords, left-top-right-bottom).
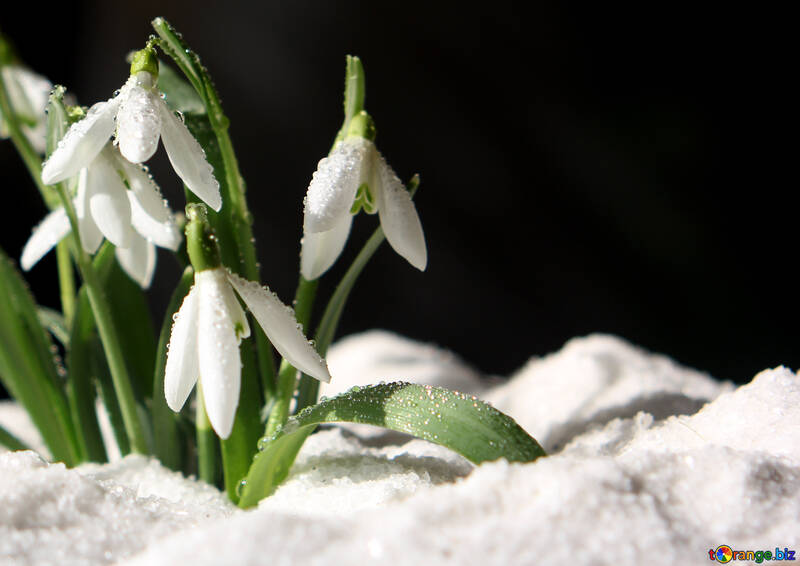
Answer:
xmin=239 ymin=382 xmax=545 ymax=508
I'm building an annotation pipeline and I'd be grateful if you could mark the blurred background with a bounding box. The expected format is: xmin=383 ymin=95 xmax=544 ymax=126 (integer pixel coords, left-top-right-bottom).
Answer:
xmin=0 ymin=2 xmax=793 ymax=391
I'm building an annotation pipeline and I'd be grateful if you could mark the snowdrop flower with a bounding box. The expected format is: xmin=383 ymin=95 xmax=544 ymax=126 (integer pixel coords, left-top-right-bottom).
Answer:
xmin=166 ymin=205 xmax=331 ymax=438
xmin=40 ymin=47 xmax=221 ymax=212
xmin=301 ymin=113 xmax=426 ymax=280
xmin=21 ymin=144 xmax=181 ymax=288
xmin=0 ymin=63 xmax=51 ymax=153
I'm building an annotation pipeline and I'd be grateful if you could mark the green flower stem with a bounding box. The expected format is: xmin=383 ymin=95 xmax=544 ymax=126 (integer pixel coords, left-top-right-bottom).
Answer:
xmin=295 ymin=176 xmax=420 ymax=412
xmin=195 ymin=381 xmax=218 ymax=485
xmin=0 ymin=70 xmax=76 ymax=326
xmin=55 ymin=245 xmax=76 ymax=327
xmin=52 ymin=185 xmax=149 ymax=455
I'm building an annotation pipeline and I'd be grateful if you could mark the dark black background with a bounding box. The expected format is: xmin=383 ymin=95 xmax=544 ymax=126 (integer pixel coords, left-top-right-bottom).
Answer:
xmin=0 ymin=2 xmax=794 ymax=397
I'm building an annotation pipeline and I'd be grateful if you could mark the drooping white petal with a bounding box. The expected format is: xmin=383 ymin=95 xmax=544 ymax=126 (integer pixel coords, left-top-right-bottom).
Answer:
xmin=164 ymin=284 xmax=200 ymax=412
xmin=41 ymin=97 xmax=121 ymax=185
xmin=226 ymin=271 xmax=331 ymax=383
xmin=157 ymin=100 xmax=222 ymax=212
xmin=303 ymin=138 xmax=367 ymax=233
xmin=300 ymin=212 xmax=353 ymax=280
xmin=118 ymin=158 xmax=171 ymax=223
xmin=86 ymin=151 xmax=133 ymax=248
xmin=371 ymin=152 xmax=427 ymax=271
xmin=128 ymin=191 xmax=182 ymax=251
xmin=196 ymin=269 xmax=243 ymax=438
xmin=20 ymin=207 xmax=71 ymax=270
xmin=3 ymin=66 xmax=51 ymax=153
xmin=116 ymin=74 xmax=162 ymax=163
xmin=115 ymin=231 xmax=156 ymax=289
xmin=75 ymin=169 xmax=104 ymax=254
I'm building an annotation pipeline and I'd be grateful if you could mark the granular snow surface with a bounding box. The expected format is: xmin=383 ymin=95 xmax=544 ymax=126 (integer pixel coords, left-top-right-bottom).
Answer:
xmin=2 ymin=331 xmax=799 ymax=565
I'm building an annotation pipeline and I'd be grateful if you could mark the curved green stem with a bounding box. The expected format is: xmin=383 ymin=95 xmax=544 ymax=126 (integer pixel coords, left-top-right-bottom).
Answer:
xmin=53 ymin=185 xmax=148 ymax=455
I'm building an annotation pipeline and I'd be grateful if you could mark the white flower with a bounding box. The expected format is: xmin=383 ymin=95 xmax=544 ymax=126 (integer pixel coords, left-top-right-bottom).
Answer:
xmin=21 ymin=145 xmax=181 ymax=288
xmin=41 ymin=71 xmax=221 ymax=212
xmin=0 ymin=64 xmax=51 ymax=153
xmin=164 ymin=268 xmax=331 ymax=438
xmin=301 ymin=136 xmax=426 ymax=280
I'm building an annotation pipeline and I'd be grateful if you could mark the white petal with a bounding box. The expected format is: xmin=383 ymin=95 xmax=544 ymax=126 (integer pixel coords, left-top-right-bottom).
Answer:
xmin=303 ymin=139 xmax=367 ymax=233
xmin=164 ymin=284 xmax=200 ymax=412
xmin=4 ymin=66 xmax=50 ymax=122
xmin=118 ymin=157 xmax=182 ymax=251
xmin=116 ymin=84 xmax=161 ymax=163
xmin=300 ymin=212 xmax=352 ymax=280
xmin=115 ymin=232 xmax=156 ymax=289
xmin=86 ymin=153 xmax=133 ymax=248
xmin=41 ymin=97 xmax=121 ymax=185
xmin=196 ymin=269 xmax=243 ymax=438
xmin=157 ymin=100 xmax=222 ymax=212
xmin=20 ymin=207 xmax=71 ymax=270
xmin=226 ymin=271 xmax=331 ymax=383
xmin=75 ymin=170 xmax=104 ymax=254
xmin=128 ymin=191 xmax=182 ymax=251
xmin=372 ymin=152 xmax=427 ymax=271
xmin=118 ymin=158 xmax=171 ymax=223
xmin=4 ymin=67 xmax=51 ymax=153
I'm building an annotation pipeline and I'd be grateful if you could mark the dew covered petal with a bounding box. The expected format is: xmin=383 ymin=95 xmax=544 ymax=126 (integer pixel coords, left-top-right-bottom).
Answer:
xmin=303 ymin=138 xmax=367 ymax=233
xmin=41 ymin=97 xmax=121 ymax=185
xmin=127 ymin=191 xmax=182 ymax=252
xmin=86 ymin=152 xmax=132 ymax=248
xmin=300 ymin=212 xmax=352 ymax=280
xmin=164 ymin=283 xmax=200 ymax=412
xmin=226 ymin=271 xmax=331 ymax=383
xmin=20 ymin=207 xmax=70 ymax=271
xmin=372 ymin=152 xmax=427 ymax=271
xmin=115 ymin=231 xmax=156 ymax=289
xmin=75 ymin=169 xmax=104 ymax=255
xmin=157 ymin=100 xmax=222 ymax=212
xmin=196 ymin=269 xmax=242 ymax=439
xmin=116 ymin=81 xmax=161 ymax=164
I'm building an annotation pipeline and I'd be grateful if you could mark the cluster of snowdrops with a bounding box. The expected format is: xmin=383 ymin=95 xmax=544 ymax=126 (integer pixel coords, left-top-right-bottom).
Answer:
xmin=0 ymin=19 xmax=544 ymax=508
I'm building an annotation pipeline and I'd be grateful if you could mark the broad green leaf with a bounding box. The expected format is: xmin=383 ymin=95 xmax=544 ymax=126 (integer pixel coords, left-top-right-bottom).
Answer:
xmin=0 ymin=248 xmax=79 ymax=465
xmin=158 ymin=63 xmax=205 ymax=115
xmin=239 ymin=382 xmax=545 ymax=508
xmin=67 ymin=243 xmax=157 ymax=459
xmin=65 ymin=289 xmax=107 ymax=462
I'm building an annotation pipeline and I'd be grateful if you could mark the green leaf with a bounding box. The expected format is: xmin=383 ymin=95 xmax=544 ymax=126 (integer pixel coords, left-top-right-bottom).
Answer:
xmin=239 ymin=382 xmax=545 ymax=508
xmin=0 ymin=248 xmax=79 ymax=465
xmin=65 ymin=288 xmax=108 ymax=463
xmin=37 ymin=306 xmax=69 ymax=347
xmin=158 ymin=62 xmax=205 ymax=115
xmin=0 ymin=422 xmax=30 ymax=452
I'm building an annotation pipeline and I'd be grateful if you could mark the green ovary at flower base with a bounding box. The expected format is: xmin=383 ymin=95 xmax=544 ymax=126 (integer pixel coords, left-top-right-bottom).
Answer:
xmin=165 ymin=205 xmax=331 ymax=439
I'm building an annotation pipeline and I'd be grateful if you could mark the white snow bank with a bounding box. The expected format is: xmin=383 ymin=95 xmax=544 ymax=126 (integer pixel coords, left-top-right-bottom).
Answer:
xmin=1 ymin=332 xmax=798 ymax=566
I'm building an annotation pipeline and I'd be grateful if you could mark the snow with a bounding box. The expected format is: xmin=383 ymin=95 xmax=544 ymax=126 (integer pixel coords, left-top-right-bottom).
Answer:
xmin=1 ymin=332 xmax=798 ymax=565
